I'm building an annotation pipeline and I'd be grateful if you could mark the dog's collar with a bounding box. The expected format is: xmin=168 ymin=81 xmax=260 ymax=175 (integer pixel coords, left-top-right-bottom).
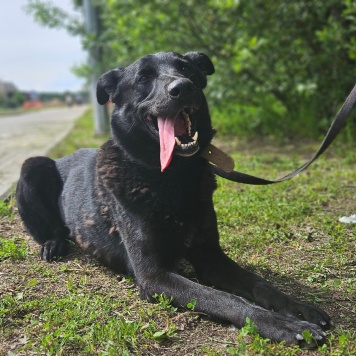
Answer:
xmin=201 ymin=143 xmax=235 ymax=172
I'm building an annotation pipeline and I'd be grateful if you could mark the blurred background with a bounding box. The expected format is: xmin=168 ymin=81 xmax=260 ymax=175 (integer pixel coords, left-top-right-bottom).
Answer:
xmin=1 ymin=0 xmax=355 ymax=140
xmin=0 ymin=1 xmax=87 ymax=112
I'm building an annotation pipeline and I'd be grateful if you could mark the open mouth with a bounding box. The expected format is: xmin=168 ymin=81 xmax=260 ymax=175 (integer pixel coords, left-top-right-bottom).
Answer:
xmin=147 ymin=107 xmax=199 ymax=171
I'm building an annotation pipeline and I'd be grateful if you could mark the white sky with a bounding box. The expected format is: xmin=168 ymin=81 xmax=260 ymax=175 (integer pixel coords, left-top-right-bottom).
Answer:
xmin=0 ymin=0 xmax=86 ymax=92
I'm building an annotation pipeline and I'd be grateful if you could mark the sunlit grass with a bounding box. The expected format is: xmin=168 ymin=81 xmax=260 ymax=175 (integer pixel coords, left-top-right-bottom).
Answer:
xmin=1 ymin=109 xmax=355 ymax=355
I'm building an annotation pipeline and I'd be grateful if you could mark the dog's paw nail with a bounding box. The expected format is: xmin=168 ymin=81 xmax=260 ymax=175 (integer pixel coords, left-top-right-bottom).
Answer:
xmin=296 ymin=334 xmax=304 ymax=341
xmin=314 ymin=334 xmax=323 ymax=340
xmin=320 ymin=321 xmax=327 ymax=326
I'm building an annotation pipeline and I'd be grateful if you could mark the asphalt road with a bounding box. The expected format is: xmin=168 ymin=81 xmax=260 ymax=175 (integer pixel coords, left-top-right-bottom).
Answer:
xmin=0 ymin=106 xmax=88 ymax=199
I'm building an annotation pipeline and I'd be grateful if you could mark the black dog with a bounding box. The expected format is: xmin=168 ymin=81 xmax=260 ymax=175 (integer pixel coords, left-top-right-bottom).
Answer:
xmin=16 ymin=51 xmax=331 ymax=347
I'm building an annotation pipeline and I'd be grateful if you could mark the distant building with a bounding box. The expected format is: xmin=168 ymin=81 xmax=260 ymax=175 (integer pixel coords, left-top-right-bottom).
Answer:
xmin=0 ymin=80 xmax=17 ymax=99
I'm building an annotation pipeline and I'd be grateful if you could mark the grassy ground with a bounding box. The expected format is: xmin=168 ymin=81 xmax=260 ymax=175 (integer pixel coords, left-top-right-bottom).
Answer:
xmin=0 ymin=110 xmax=355 ymax=355
xmin=0 ymin=106 xmax=49 ymax=116
xmin=0 ymin=108 xmax=25 ymax=116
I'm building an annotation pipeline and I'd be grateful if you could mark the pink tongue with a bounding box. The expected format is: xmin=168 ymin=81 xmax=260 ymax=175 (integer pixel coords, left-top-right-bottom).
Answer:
xmin=157 ymin=117 xmax=176 ymax=172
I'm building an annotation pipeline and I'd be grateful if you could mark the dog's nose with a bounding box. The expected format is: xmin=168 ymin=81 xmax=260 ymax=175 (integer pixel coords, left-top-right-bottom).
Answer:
xmin=168 ymin=79 xmax=195 ymax=98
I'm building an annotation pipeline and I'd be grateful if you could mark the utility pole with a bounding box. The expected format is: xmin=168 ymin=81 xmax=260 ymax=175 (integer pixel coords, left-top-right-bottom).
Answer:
xmin=82 ymin=0 xmax=109 ymax=135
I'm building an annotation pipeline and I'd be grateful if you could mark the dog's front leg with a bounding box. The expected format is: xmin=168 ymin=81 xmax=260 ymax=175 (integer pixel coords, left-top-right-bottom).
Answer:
xmin=187 ymin=201 xmax=331 ymax=333
xmin=138 ymin=267 xmax=328 ymax=347
xmin=191 ymin=244 xmax=331 ymax=328
xmin=120 ymin=215 xmax=326 ymax=347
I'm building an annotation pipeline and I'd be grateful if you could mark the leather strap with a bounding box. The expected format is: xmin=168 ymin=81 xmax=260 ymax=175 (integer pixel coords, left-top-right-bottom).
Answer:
xmin=201 ymin=143 xmax=235 ymax=172
xmin=208 ymin=84 xmax=356 ymax=185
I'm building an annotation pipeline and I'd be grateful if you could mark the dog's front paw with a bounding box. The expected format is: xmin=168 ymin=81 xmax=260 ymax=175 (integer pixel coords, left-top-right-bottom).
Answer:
xmin=284 ymin=319 xmax=327 ymax=349
xmin=40 ymin=239 xmax=68 ymax=262
xmin=253 ymin=282 xmax=331 ymax=330
xmin=253 ymin=311 xmax=327 ymax=348
xmin=278 ymin=298 xmax=332 ymax=331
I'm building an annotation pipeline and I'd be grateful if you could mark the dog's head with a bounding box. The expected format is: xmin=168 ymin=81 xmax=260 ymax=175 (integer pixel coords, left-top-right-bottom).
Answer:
xmin=97 ymin=51 xmax=215 ymax=171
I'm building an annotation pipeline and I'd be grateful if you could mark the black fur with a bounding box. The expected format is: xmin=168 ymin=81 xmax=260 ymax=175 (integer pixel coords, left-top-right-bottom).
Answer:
xmin=16 ymin=51 xmax=331 ymax=347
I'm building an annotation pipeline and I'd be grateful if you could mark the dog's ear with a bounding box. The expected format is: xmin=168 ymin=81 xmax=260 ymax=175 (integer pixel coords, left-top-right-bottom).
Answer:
xmin=184 ymin=52 xmax=215 ymax=76
xmin=183 ymin=52 xmax=215 ymax=88
xmin=96 ymin=68 xmax=124 ymax=105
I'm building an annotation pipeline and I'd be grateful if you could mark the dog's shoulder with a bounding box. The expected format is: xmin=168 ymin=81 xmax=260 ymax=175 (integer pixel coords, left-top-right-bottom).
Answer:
xmin=96 ymin=139 xmax=157 ymax=206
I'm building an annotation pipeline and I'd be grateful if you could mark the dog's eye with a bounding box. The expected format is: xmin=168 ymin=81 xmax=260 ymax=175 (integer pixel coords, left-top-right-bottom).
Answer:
xmin=177 ymin=62 xmax=193 ymax=76
xmin=138 ymin=75 xmax=151 ymax=83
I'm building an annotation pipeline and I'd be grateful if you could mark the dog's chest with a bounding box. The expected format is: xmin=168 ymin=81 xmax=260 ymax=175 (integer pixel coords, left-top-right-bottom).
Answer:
xmin=97 ymin=142 xmax=204 ymax=211
xmin=95 ymin=141 xmax=215 ymax=253
xmin=116 ymin=171 xmax=201 ymax=228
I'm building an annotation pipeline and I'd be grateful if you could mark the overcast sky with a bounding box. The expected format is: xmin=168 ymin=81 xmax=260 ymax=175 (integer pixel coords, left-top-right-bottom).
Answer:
xmin=0 ymin=1 xmax=86 ymax=92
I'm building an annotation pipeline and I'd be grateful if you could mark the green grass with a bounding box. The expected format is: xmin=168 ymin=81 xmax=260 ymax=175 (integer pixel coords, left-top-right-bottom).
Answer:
xmin=0 ymin=236 xmax=28 ymax=262
xmin=0 ymin=200 xmax=12 ymax=217
xmin=0 ymin=107 xmax=25 ymax=116
xmin=0 ymin=110 xmax=355 ymax=355
xmin=0 ymin=106 xmax=48 ymax=116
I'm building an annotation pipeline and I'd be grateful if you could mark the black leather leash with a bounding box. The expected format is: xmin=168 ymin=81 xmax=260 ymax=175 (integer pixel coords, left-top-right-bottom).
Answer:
xmin=209 ymin=84 xmax=356 ymax=185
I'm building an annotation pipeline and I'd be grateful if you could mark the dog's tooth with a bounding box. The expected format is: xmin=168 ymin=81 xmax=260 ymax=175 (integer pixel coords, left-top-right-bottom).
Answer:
xmin=192 ymin=131 xmax=198 ymax=141
xmin=187 ymin=120 xmax=191 ymax=136
xmin=184 ymin=113 xmax=191 ymax=128
xmin=175 ymin=137 xmax=182 ymax=146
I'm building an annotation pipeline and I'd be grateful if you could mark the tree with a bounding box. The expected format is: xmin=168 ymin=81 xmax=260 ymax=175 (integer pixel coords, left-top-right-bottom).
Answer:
xmin=26 ymin=0 xmax=109 ymax=135
xmin=26 ymin=0 xmax=356 ymax=137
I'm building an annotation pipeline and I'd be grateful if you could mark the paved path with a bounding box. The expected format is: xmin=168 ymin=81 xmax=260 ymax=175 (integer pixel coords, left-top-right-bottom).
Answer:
xmin=0 ymin=106 xmax=88 ymax=199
